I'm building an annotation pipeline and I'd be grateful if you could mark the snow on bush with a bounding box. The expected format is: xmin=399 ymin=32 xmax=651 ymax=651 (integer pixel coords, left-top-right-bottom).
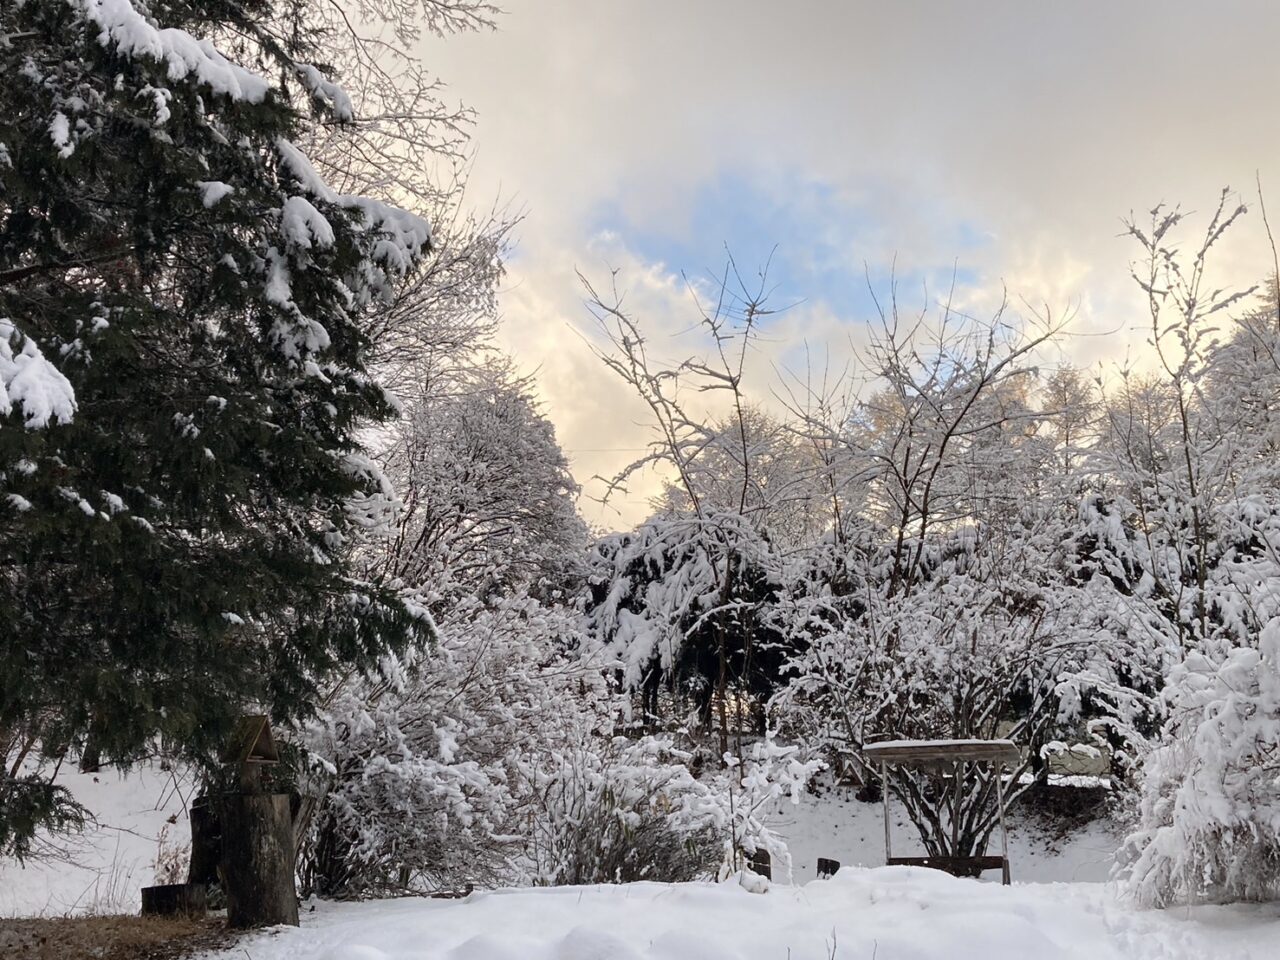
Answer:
xmin=1106 ymin=203 xmax=1280 ymax=906
xmin=296 ymin=595 xmax=604 ymax=895
xmin=529 ymin=733 xmax=821 ymax=887
xmin=1121 ymin=621 xmax=1280 ymax=905
xmin=525 ymin=735 xmax=725 ymax=886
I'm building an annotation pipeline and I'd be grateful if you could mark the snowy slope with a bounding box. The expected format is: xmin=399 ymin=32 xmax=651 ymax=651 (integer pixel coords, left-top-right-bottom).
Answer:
xmin=0 ymin=765 xmax=194 ymax=916
xmin=202 ymin=870 xmax=1280 ymax=960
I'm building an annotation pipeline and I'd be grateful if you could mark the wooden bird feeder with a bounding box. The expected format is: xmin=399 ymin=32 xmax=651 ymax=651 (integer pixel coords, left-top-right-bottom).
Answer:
xmin=220 ymin=715 xmax=280 ymax=793
xmin=863 ymin=738 xmax=1020 ymax=885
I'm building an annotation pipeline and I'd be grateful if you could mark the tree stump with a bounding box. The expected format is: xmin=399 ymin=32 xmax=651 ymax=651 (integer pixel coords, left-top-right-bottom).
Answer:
xmin=141 ymin=882 xmax=207 ymax=918
xmin=218 ymin=793 xmax=298 ymax=928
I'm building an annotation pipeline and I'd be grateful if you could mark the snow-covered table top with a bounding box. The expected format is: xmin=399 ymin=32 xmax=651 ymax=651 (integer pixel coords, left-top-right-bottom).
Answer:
xmin=863 ymin=738 xmax=1021 ymax=765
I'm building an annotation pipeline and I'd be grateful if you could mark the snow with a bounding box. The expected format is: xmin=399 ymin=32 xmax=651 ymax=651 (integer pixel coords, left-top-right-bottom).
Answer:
xmin=294 ymin=63 xmax=354 ymax=121
xmin=263 ymin=141 xmax=429 ymax=359
xmin=75 ymin=0 xmax=271 ymax=104
xmin=197 ymin=180 xmax=234 ymax=207
xmin=138 ymin=84 xmax=173 ymax=125
xmin=274 ymin=138 xmax=431 ymax=276
xmin=0 ymin=318 xmax=77 ymax=428
xmin=281 ymin=196 xmax=337 ymax=249
xmin=48 ymin=112 xmax=74 ymax=158
xmin=0 ymin=766 xmax=193 ymax=917
xmin=204 ymin=870 xmax=1280 ymax=960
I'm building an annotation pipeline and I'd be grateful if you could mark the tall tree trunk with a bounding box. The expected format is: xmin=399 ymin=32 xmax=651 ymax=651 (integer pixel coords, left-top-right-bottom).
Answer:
xmin=79 ymin=721 xmax=102 ymax=774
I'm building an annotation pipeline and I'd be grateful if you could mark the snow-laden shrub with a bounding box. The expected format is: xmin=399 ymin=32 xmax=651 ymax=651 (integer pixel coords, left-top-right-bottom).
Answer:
xmin=1119 ymin=621 xmax=1280 ymax=906
xmin=526 ymin=734 xmax=821 ymax=886
xmin=297 ymin=595 xmax=610 ymax=896
xmin=526 ymin=736 xmax=724 ymax=885
xmin=152 ymin=823 xmax=190 ymax=886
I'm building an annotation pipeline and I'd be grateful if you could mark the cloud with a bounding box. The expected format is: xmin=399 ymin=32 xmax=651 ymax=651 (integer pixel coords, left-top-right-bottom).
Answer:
xmin=419 ymin=0 xmax=1280 ymax=525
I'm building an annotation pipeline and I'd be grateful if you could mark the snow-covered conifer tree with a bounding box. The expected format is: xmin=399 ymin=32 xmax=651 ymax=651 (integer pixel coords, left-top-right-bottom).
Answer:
xmin=0 ymin=0 xmax=432 ymax=850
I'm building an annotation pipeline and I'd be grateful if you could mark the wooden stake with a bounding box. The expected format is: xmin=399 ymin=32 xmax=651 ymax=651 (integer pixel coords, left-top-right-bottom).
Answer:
xmin=881 ymin=759 xmax=891 ymax=862
xmin=951 ymin=759 xmax=962 ymax=858
xmin=997 ymin=762 xmax=1011 ymax=885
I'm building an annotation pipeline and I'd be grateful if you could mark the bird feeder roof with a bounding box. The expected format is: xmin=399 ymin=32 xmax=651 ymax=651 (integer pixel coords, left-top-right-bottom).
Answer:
xmin=219 ymin=715 xmax=281 ymax=767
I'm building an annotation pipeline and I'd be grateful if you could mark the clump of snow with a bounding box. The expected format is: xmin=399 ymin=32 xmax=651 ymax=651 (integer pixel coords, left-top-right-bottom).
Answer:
xmin=137 ymin=84 xmax=172 ymax=125
xmin=74 ymin=0 xmax=271 ymax=104
xmin=196 ymin=180 xmax=234 ymax=207
xmin=281 ymin=196 xmax=337 ymax=249
xmin=294 ymin=63 xmax=354 ymax=121
xmin=274 ymin=138 xmax=431 ymax=283
xmin=0 ymin=318 xmax=77 ymax=428
xmin=264 ymin=140 xmax=430 ymax=359
xmin=48 ymin=112 xmax=74 ymax=158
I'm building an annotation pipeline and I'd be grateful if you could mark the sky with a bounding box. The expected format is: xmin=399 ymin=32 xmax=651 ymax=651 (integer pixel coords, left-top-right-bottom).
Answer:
xmin=419 ymin=0 xmax=1280 ymax=529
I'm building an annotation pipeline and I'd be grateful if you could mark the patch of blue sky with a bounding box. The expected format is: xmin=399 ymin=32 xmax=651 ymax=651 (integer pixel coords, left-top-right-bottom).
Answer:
xmin=585 ymin=169 xmax=987 ymax=331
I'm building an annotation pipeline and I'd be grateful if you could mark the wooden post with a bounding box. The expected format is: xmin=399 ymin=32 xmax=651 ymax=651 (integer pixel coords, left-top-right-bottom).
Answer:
xmin=996 ymin=762 xmax=1011 ymax=886
xmin=951 ymin=759 xmax=962 ymax=858
xmin=881 ymin=759 xmax=891 ymax=862
xmin=219 ymin=794 xmax=298 ymax=928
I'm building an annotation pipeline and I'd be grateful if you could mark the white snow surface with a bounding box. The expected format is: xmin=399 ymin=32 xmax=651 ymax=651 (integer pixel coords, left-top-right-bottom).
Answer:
xmin=207 ymin=872 xmax=1280 ymax=960
xmin=6 ymin=767 xmax=1279 ymax=960
xmin=0 ymin=765 xmax=193 ymax=916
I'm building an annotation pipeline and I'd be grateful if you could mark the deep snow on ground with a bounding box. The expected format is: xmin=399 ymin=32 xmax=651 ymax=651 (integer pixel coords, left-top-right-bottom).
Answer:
xmin=0 ymin=765 xmax=193 ymax=916
xmin=204 ymin=870 xmax=1280 ymax=960
xmin=7 ymin=765 xmax=1279 ymax=959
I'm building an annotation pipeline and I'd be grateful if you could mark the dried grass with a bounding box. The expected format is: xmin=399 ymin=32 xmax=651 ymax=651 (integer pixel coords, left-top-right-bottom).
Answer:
xmin=0 ymin=914 xmax=236 ymax=960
